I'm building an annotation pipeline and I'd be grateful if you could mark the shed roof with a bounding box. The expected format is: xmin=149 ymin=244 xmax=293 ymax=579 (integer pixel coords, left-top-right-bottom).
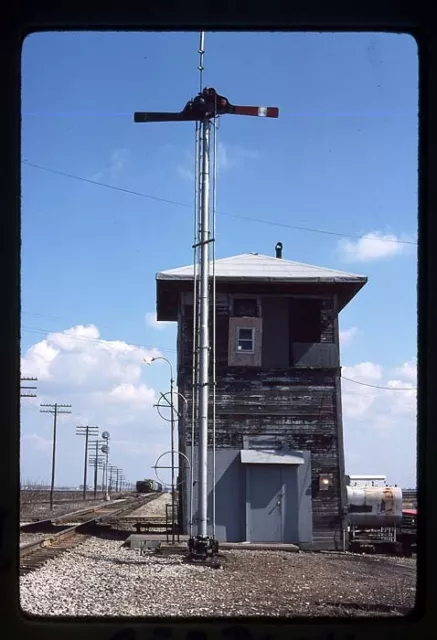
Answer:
xmin=156 ymin=252 xmax=367 ymax=320
xmin=157 ymin=253 xmax=367 ymax=284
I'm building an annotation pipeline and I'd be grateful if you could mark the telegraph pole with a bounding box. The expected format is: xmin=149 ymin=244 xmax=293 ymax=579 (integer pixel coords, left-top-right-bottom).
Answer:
xmin=88 ymin=439 xmax=103 ymax=498
xmin=88 ymin=455 xmax=103 ymax=498
xmin=134 ymin=33 xmax=278 ymax=562
xmin=108 ymin=465 xmax=117 ymax=492
xmin=40 ymin=403 xmax=72 ymax=510
xmin=115 ymin=468 xmax=123 ymax=493
xmin=20 ymin=376 xmax=38 ymax=398
xmin=76 ymin=425 xmax=98 ymax=500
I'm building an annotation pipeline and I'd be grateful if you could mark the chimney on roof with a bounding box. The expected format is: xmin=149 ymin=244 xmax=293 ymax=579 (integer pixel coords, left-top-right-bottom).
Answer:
xmin=275 ymin=242 xmax=283 ymax=259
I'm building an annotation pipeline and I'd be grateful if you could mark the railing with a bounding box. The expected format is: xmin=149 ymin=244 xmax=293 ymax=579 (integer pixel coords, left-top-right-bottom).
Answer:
xmin=166 ymin=502 xmax=180 ymax=543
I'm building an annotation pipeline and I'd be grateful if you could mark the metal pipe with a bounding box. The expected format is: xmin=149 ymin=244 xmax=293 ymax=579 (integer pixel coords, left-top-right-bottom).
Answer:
xmin=197 ymin=117 xmax=210 ymax=539
xmin=189 ymin=120 xmax=200 ymax=538
xmin=170 ymin=372 xmax=176 ymax=544
xmin=211 ymin=115 xmax=218 ymax=540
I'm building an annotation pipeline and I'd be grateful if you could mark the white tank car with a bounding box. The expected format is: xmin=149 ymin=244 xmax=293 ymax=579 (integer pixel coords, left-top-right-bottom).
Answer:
xmin=346 ymin=485 xmax=403 ymax=527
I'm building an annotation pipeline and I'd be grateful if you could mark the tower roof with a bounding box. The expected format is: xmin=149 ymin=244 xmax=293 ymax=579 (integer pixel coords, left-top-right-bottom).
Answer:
xmin=157 ymin=252 xmax=366 ymax=284
xmin=156 ymin=253 xmax=367 ymax=320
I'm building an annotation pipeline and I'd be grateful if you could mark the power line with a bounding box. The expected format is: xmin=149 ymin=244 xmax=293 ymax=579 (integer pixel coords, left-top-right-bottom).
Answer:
xmin=341 ymin=375 xmax=416 ymax=391
xmin=20 ymin=376 xmax=38 ymax=398
xmin=21 ymin=309 xmax=113 ymax=330
xmin=22 ymin=160 xmax=417 ymax=246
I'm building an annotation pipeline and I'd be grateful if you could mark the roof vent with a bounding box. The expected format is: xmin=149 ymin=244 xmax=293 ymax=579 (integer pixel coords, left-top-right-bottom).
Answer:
xmin=275 ymin=242 xmax=283 ymax=259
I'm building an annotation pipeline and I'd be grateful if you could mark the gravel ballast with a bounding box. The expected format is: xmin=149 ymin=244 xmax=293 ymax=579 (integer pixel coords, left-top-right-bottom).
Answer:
xmin=20 ymin=538 xmax=416 ymax=618
xmin=128 ymin=493 xmax=172 ymax=518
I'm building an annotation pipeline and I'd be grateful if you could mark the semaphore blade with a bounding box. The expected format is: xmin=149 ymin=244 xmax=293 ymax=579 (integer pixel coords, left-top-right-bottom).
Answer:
xmin=134 ymin=112 xmax=199 ymax=123
xmin=231 ymin=106 xmax=279 ymax=118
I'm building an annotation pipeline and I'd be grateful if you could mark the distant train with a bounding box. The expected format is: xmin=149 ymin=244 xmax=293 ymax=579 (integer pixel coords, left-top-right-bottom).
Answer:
xmin=136 ymin=479 xmax=163 ymax=493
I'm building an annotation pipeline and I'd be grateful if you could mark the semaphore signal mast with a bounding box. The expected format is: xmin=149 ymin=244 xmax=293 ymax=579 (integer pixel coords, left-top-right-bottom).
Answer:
xmin=134 ymin=33 xmax=279 ymax=563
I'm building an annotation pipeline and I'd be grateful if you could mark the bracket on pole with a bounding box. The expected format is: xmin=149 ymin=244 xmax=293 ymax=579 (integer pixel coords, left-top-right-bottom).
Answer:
xmin=134 ymin=87 xmax=279 ymax=124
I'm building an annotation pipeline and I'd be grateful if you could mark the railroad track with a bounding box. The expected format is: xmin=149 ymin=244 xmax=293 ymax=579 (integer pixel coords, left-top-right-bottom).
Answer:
xmin=19 ymin=494 xmax=160 ymax=575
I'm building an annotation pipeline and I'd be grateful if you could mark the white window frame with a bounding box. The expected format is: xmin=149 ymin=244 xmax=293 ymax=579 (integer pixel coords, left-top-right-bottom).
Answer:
xmin=236 ymin=326 xmax=255 ymax=354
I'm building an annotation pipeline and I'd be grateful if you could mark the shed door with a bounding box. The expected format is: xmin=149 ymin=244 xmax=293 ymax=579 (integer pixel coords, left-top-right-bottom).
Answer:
xmin=248 ymin=465 xmax=283 ymax=542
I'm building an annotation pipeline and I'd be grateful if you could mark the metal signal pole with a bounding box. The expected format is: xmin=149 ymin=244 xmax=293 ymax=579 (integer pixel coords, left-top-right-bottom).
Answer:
xmin=101 ymin=431 xmax=111 ymax=501
xmin=76 ymin=425 xmax=98 ymax=500
xmin=133 ymin=32 xmax=278 ymax=562
xmin=197 ymin=116 xmax=210 ymax=542
xmin=40 ymin=403 xmax=72 ymax=510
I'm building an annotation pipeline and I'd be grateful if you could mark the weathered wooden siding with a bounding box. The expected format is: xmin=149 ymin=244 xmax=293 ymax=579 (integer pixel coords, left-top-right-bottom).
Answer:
xmin=179 ymin=295 xmax=338 ymax=372
xmin=176 ymin=293 xmax=344 ymax=548
xmin=177 ymin=367 xmax=343 ymax=546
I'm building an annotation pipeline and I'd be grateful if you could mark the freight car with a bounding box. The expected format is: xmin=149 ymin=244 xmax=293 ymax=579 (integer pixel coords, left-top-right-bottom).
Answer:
xmin=136 ymin=479 xmax=163 ymax=493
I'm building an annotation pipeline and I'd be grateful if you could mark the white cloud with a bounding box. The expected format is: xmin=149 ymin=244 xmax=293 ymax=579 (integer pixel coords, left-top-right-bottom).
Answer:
xmin=145 ymin=311 xmax=171 ymax=331
xmin=20 ymin=324 xmax=171 ymax=486
xmin=342 ymin=361 xmax=383 ymax=382
xmin=21 ymin=434 xmax=52 ymax=454
xmin=394 ymin=358 xmax=417 ymax=383
xmin=177 ymin=166 xmax=194 ymax=181
xmin=216 ymin=141 xmax=258 ymax=171
xmin=338 ymin=231 xmax=415 ymax=262
xmin=339 ymin=326 xmax=358 ymax=346
xmin=92 ymin=148 xmax=129 ymax=182
xmin=341 ymin=359 xmax=417 ymax=485
xmin=176 ymin=141 xmax=258 ymax=180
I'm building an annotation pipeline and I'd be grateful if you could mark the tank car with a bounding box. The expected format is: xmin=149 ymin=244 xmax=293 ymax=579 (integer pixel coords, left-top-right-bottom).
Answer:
xmin=346 ymin=485 xmax=403 ymax=527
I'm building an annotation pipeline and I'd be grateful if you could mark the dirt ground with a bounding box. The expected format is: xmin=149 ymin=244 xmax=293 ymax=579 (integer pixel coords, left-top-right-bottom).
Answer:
xmin=20 ymin=491 xmax=113 ymax=521
xmin=215 ymin=550 xmax=416 ymax=617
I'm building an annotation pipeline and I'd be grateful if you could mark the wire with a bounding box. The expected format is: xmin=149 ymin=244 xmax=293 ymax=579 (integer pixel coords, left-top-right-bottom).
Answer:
xmin=21 ymin=160 xmax=417 ymax=247
xmin=341 ymin=375 xmax=416 ymax=391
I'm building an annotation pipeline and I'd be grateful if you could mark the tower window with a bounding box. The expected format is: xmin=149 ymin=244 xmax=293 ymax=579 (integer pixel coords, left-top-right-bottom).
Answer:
xmin=236 ymin=327 xmax=255 ymax=353
xmin=234 ymin=298 xmax=258 ymax=317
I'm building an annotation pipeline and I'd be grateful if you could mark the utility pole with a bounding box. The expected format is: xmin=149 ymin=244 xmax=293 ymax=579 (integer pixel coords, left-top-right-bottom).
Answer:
xmin=40 ymin=403 xmax=72 ymax=510
xmin=76 ymin=425 xmax=98 ymax=500
xmin=88 ymin=439 xmax=103 ymax=498
xmin=115 ymin=468 xmax=123 ymax=493
xmin=20 ymin=376 xmax=38 ymax=398
xmin=88 ymin=455 xmax=104 ymax=497
xmin=108 ymin=465 xmax=117 ymax=492
xmin=134 ymin=32 xmax=278 ymax=562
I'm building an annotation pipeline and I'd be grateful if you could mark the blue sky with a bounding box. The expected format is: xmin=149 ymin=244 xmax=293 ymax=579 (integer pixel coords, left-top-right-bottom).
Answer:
xmin=20 ymin=31 xmax=418 ymax=489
